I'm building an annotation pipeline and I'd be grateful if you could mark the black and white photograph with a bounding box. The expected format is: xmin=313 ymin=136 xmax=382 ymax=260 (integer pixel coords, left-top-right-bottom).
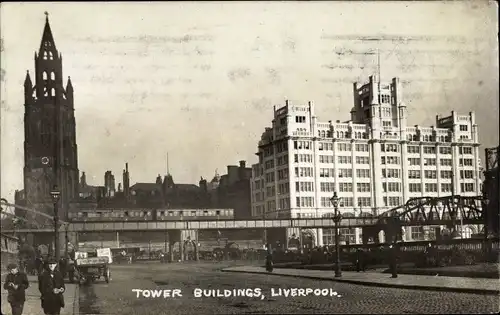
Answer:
xmin=1 ymin=1 xmax=499 ymax=314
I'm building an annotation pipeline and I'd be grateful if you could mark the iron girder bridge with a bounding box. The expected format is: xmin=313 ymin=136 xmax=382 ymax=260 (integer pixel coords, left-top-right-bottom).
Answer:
xmin=1 ymin=195 xmax=485 ymax=235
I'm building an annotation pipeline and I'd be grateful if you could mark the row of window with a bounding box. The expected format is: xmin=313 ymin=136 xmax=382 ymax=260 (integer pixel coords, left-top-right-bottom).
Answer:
xmin=295 ymin=154 xmax=313 ymax=163
xmin=381 ymin=156 xmax=400 ymax=165
xmin=407 ymin=146 xmax=473 ymax=155
xmin=260 ymin=167 xmax=474 ymax=183
xmin=296 ymin=181 xmax=314 ymax=192
xmin=382 ymin=182 xmax=401 ymax=192
xmin=381 ymin=144 xmax=399 ymax=153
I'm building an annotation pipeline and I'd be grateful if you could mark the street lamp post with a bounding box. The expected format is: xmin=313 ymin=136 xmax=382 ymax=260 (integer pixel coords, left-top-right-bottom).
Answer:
xmin=50 ymin=185 xmax=61 ymax=261
xmin=330 ymin=191 xmax=342 ymax=278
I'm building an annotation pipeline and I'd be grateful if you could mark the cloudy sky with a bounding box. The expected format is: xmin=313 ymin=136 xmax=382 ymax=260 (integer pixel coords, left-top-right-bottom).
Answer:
xmin=1 ymin=1 xmax=498 ymax=201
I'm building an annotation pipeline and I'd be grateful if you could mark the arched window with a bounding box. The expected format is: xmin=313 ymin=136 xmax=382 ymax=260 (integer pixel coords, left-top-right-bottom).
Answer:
xmin=50 ymin=72 xmax=55 ymax=80
xmin=48 ymin=52 xmax=54 ymax=60
xmin=51 ymin=88 xmax=55 ymax=96
xmin=413 ymin=135 xmax=418 ymax=141
xmin=340 ymin=131 xmax=344 ymax=138
xmin=43 ymin=72 xmax=48 ymax=80
xmin=363 ymin=132 xmax=368 ymax=139
xmin=43 ymin=51 xmax=48 ymax=60
xmin=336 ymin=131 xmax=339 ymax=138
xmin=424 ymin=135 xmax=429 ymax=142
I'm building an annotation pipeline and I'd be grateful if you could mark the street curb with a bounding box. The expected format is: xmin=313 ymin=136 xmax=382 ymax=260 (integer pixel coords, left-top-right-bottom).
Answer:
xmin=221 ymin=269 xmax=500 ymax=296
xmin=72 ymin=283 xmax=80 ymax=315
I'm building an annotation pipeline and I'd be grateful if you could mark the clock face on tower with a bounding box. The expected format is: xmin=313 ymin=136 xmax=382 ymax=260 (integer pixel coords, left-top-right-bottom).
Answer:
xmin=28 ymin=157 xmax=53 ymax=168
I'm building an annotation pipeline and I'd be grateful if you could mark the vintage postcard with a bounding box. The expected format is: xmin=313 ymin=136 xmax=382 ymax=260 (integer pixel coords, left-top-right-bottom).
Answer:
xmin=1 ymin=1 xmax=498 ymax=315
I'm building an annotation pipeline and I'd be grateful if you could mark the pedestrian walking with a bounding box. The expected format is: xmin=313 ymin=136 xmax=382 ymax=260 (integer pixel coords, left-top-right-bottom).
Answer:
xmin=3 ymin=263 xmax=30 ymax=315
xmin=265 ymin=243 xmax=273 ymax=272
xmin=39 ymin=258 xmax=65 ymax=315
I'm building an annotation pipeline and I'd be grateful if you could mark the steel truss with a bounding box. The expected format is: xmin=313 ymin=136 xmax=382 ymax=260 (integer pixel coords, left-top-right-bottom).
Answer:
xmin=377 ymin=195 xmax=484 ymax=227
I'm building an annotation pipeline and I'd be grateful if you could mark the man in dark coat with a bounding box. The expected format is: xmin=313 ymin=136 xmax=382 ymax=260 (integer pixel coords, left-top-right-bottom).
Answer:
xmin=39 ymin=258 xmax=66 ymax=315
xmin=3 ymin=263 xmax=30 ymax=315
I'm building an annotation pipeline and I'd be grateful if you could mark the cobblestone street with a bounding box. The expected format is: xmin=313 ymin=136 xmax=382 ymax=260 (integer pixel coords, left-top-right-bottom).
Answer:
xmin=78 ymin=262 xmax=499 ymax=314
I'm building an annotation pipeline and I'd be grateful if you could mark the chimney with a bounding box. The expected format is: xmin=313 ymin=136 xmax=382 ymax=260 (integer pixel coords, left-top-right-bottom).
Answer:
xmin=239 ymin=160 xmax=246 ymax=168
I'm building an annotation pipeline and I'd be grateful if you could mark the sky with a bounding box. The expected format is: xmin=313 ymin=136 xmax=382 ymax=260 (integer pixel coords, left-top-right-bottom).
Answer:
xmin=1 ymin=1 xmax=498 ymax=202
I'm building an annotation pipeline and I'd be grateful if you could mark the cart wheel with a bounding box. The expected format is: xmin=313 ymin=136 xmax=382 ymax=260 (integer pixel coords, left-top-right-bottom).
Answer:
xmin=104 ymin=268 xmax=110 ymax=283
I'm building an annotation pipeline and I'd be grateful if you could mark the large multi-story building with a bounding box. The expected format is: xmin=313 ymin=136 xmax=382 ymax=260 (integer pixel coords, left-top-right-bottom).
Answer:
xmin=251 ymin=75 xmax=482 ymax=246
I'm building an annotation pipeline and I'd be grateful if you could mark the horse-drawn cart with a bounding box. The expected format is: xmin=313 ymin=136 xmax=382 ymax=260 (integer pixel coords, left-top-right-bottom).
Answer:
xmin=70 ymin=256 xmax=111 ymax=284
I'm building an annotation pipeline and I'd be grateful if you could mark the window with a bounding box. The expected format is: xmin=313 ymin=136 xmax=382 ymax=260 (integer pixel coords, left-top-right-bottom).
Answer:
xmin=408 ymin=158 xmax=420 ymax=166
xmin=459 ymin=125 xmax=468 ymax=132
xmin=295 ymin=116 xmax=306 ymax=123
xmin=407 ymin=146 xmax=420 ymax=154
xmin=319 ymin=155 xmax=334 ymax=163
xmin=320 ymin=182 xmax=335 ymax=192
xmin=409 ymin=183 xmax=422 ymax=192
xmin=318 ymin=142 xmax=333 ymax=151
xmin=339 ymin=183 xmax=352 ymax=192
xmin=382 ymin=169 xmax=400 ymax=178
xmin=424 ymin=158 xmax=436 ymax=166
xmin=411 ymin=227 xmax=425 ymax=240
xmin=440 ymin=170 xmax=453 ymax=179
xmin=388 ymin=197 xmax=401 ymax=206
xmin=51 ymin=88 xmax=55 ymax=96
xmin=355 ymin=144 xmax=369 ymax=152
xmin=423 ymin=146 xmax=436 ymax=154
xmin=337 ymin=143 xmax=352 ymax=151
xmin=338 ymin=169 xmax=352 ymax=178
xmin=50 ymin=72 xmax=55 ymax=80
xmin=425 ymin=183 xmax=438 ymax=192
xmin=460 ymin=170 xmax=474 ymax=179
xmin=357 ymin=183 xmax=371 ymax=192
xmin=386 ymin=156 xmax=400 ymax=164
xmin=339 ymin=197 xmax=353 ymax=207
xmin=294 ymin=141 xmax=311 ymax=150
xmin=459 ymin=158 xmax=473 ymax=166
xmin=357 ymin=197 xmax=371 ymax=207
xmin=459 ymin=147 xmax=473 ymax=155
xmin=440 ymin=159 xmax=452 ymax=166
xmin=439 ymin=147 xmax=452 ymax=155
xmin=43 ymin=71 xmax=48 ymax=80
xmin=356 ymin=169 xmax=370 ymax=178
xmin=338 ymin=156 xmax=352 ymax=164
xmin=424 ymin=170 xmax=437 ymax=179
xmin=460 ymin=183 xmax=475 ymax=193
xmin=295 ymin=154 xmax=313 ymax=163
xmin=356 ymin=156 xmax=370 ymax=164
xmin=319 ymin=168 xmax=334 ymax=177
xmin=294 ymin=167 xmax=313 ymax=177
xmin=295 ymin=182 xmax=314 ymax=192
xmin=383 ymin=182 xmax=401 ymax=192
xmin=441 ymin=183 xmax=452 ymax=193
xmin=321 ymin=197 xmax=334 ymax=207
xmin=296 ymin=197 xmax=314 ymax=207
xmin=382 ymin=144 xmax=399 ymax=152
xmin=409 ymin=170 xmax=421 ymax=179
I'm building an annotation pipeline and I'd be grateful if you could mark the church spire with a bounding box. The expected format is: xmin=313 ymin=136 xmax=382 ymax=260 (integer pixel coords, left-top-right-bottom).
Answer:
xmin=24 ymin=70 xmax=32 ymax=87
xmin=66 ymin=76 xmax=73 ymax=91
xmin=39 ymin=11 xmax=57 ymax=53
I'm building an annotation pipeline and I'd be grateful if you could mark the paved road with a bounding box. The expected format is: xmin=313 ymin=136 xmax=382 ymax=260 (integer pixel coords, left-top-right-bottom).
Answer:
xmin=79 ymin=262 xmax=499 ymax=314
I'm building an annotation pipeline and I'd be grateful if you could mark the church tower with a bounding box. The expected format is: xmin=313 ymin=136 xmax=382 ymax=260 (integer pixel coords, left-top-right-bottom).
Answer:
xmin=23 ymin=13 xmax=79 ymax=220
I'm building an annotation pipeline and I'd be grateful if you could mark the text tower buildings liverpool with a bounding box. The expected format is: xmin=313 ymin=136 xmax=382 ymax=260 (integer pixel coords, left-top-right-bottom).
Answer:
xmin=251 ymin=75 xmax=482 ymax=247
